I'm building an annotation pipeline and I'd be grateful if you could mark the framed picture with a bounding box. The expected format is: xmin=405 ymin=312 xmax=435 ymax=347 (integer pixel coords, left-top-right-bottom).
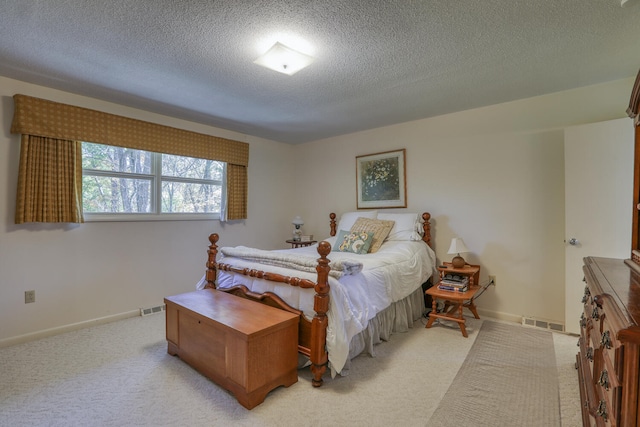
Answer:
xmin=356 ymin=149 xmax=407 ymax=209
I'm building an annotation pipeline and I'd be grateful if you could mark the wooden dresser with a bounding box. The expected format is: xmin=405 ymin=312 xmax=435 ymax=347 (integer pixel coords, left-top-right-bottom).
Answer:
xmin=165 ymin=289 xmax=299 ymax=409
xmin=576 ymin=257 xmax=640 ymax=426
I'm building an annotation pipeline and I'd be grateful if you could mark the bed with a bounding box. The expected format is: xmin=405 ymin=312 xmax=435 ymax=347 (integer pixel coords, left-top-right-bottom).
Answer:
xmin=199 ymin=211 xmax=436 ymax=387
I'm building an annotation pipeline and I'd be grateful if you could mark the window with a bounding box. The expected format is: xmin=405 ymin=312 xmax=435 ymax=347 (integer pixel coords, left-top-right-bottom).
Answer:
xmin=82 ymin=142 xmax=224 ymax=220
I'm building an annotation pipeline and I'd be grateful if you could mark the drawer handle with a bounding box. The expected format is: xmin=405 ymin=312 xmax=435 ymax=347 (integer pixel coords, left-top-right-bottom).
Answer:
xmin=593 ymin=294 xmax=603 ymax=308
xmin=601 ymin=330 xmax=612 ymax=349
xmin=598 ymin=369 xmax=609 ymax=390
xmin=591 ymin=306 xmax=599 ymax=320
xmin=586 ymin=347 xmax=593 ymax=361
xmin=596 ymin=400 xmax=608 ymax=420
xmin=581 ymin=286 xmax=590 ymax=303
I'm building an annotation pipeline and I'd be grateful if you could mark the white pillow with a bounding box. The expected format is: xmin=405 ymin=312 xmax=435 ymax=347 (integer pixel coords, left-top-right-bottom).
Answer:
xmin=377 ymin=213 xmax=422 ymax=241
xmin=336 ymin=210 xmax=377 ymax=232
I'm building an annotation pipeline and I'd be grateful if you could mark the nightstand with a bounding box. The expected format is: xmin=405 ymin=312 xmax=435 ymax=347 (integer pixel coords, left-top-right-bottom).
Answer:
xmin=286 ymin=239 xmax=317 ymax=248
xmin=425 ymin=262 xmax=481 ymax=337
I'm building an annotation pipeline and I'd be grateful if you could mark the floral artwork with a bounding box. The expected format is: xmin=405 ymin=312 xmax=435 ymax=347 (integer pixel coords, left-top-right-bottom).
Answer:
xmin=356 ymin=149 xmax=406 ymax=209
xmin=360 ymin=157 xmax=399 ymax=201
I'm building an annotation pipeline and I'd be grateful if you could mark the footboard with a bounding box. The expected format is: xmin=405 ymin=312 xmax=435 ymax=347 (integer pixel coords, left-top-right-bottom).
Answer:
xmin=205 ymin=233 xmax=331 ymax=387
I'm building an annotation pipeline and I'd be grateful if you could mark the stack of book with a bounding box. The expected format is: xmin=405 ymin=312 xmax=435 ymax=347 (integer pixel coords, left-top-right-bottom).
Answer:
xmin=438 ymin=274 xmax=469 ymax=292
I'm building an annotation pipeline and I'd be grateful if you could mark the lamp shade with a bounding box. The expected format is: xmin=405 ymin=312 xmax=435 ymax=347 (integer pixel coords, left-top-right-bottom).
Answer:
xmin=447 ymin=238 xmax=469 ymax=255
xmin=447 ymin=238 xmax=469 ymax=268
xmin=292 ymin=216 xmax=304 ymax=226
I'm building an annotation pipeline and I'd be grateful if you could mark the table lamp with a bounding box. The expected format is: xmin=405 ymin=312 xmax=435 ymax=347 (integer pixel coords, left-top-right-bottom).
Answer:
xmin=448 ymin=237 xmax=469 ymax=268
xmin=292 ymin=216 xmax=304 ymax=241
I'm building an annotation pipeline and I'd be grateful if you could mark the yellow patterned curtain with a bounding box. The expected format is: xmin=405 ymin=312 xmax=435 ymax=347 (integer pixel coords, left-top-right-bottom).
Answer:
xmin=11 ymin=94 xmax=249 ymax=221
xmin=15 ymin=135 xmax=83 ymax=224
xmin=226 ymin=164 xmax=248 ymax=220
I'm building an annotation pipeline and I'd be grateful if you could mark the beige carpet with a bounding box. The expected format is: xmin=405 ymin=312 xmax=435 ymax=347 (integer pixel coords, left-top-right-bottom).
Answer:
xmin=0 ymin=313 xmax=580 ymax=426
xmin=427 ymin=321 xmax=560 ymax=427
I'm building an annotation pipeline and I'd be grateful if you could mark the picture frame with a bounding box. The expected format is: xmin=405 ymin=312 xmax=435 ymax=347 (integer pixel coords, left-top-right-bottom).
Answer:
xmin=356 ymin=149 xmax=407 ymax=209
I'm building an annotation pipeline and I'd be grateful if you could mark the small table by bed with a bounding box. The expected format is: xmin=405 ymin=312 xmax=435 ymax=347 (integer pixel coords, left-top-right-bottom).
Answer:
xmin=425 ymin=263 xmax=481 ymax=337
xmin=286 ymin=239 xmax=317 ymax=248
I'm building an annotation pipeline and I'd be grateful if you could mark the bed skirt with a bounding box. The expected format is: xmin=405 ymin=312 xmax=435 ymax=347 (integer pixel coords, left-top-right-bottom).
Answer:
xmin=331 ymin=285 xmax=426 ymax=376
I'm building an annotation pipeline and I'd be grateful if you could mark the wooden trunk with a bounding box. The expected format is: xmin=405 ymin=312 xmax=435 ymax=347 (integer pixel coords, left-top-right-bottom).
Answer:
xmin=165 ymin=289 xmax=299 ymax=409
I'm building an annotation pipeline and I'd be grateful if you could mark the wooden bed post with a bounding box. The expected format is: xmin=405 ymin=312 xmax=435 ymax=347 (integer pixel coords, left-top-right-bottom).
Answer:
xmin=310 ymin=241 xmax=331 ymax=387
xmin=329 ymin=212 xmax=337 ymax=236
xmin=422 ymin=212 xmax=432 ymax=247
xmin=206 ymin=233 xmax=219 ymax=289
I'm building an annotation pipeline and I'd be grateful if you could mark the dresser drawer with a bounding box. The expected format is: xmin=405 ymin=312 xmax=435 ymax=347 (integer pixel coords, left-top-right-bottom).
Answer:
xmin=577 ymin=257 xmax=640 ymax=427
xmin=593 ymin=387 xmax=616 ymax=427
xmin=595 ymin=350 xmax=621 ymax=426
xmin=600 ymin=317 xmax=624 ymax=384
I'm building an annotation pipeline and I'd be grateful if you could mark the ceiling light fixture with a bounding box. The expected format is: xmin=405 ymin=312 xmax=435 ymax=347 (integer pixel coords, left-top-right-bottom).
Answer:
xmin=621 ymin=0 xmax=639 ymax=6
xmin=253 ymin=42 xmax=314 ymax=76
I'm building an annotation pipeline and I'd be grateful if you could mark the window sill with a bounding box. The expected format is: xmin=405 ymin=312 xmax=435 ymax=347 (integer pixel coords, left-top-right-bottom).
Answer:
xmin=83 ymin=213 xmax=220 ymax=222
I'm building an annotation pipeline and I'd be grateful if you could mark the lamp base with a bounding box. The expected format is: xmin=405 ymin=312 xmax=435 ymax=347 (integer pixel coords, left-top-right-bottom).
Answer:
xmin=451 ymin=255 xmax=466 ymax=269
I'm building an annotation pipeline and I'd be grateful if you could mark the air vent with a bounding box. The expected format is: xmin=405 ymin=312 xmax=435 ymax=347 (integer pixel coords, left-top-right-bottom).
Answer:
xmin=521 ymin=316 xmax=564 ymax=332
xmin=140 ymin=304 xmax=165 ymax=316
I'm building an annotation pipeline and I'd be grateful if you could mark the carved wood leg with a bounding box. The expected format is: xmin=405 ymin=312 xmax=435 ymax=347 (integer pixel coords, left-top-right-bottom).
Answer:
xmin=425 ymin=297 xmax=438 ymax=328
xmin=310 ymin=315 xmax=328 ymax=387
xmin=466 ymin=299 xmax=480 ymax=319
xmin=311 ymin=241 xmax=331 ymax=387
xmin=459 ymin=321 xmax=468 ymax=338
xmin=453 ymin=303 xmax=467 ymax=337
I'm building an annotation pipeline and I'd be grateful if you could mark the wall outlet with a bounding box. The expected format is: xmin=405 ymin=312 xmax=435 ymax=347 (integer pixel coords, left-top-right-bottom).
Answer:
xmin=25 ymin=290 xmax=35 ymax=304
xmin=489 ymin=275 xmax=496 ymax=287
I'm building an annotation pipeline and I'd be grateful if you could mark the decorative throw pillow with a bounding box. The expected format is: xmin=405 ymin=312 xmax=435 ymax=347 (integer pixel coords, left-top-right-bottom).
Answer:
xmin=333 ymin=230 xmax=375 ymax=254
xmin=349 ymin=217 xmax=395 ymax=253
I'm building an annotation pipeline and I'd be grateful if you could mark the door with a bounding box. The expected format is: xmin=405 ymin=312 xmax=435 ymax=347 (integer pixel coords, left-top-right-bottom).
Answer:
xmin=564 ymin=118 xmax=634 ymax=334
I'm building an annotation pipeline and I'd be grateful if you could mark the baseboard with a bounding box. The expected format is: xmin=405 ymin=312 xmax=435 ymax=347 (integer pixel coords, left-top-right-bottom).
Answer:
xmin=0 ymin=309 xmax=140 ymax=349
xmin=475 ymin=308 xmax=574 ymax=334
xmin=476 ymin=307 xmax=522 ymax=324
xmin=0 ymin=306 xmax=565 ymax=349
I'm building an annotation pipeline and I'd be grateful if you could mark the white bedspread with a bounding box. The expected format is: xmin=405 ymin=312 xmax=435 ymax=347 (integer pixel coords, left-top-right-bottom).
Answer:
xmin=218 ymin=245 xmax=363 ymax=278
xmin=197 ymin=237 xmax=437 ymax=376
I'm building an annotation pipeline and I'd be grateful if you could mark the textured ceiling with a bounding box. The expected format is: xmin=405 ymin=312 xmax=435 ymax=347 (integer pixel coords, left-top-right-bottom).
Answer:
xmin=1 ymin=1 xmax=639 ymax=144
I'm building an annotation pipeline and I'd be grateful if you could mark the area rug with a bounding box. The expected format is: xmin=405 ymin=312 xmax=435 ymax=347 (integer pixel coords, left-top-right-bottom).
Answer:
xmin=426 ymin=321 xmax=561 ymax=427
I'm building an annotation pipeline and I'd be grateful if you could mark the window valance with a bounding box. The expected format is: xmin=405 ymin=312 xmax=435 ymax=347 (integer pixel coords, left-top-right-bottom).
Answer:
xmin=10 ymin=94 xmax=249 ymax=167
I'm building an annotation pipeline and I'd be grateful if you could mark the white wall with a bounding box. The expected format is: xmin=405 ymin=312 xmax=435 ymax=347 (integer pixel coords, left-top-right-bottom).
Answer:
xmin=295 ymin=77 xmax=636 ymax=324
xmin=0 ymin=75 xmax=636 ymax=344
xmin=0 ymin=76 xmax=296 ymax=344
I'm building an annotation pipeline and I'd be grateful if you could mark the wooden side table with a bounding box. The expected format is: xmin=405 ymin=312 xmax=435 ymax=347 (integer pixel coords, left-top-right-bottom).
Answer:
xmin=425 ymin=263 xmax=481 ymax=337
xmin=286 ymin=239 xmax=317 ymax=248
